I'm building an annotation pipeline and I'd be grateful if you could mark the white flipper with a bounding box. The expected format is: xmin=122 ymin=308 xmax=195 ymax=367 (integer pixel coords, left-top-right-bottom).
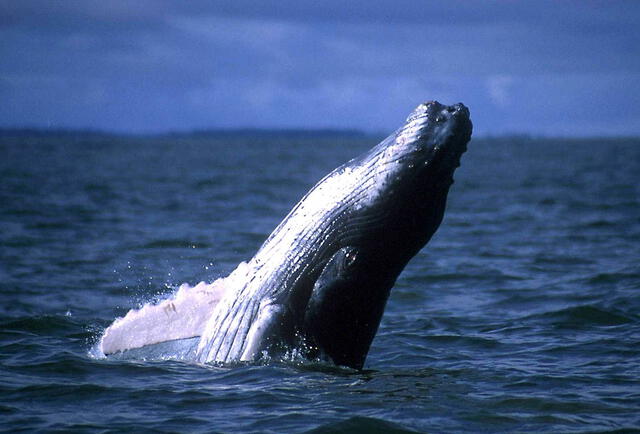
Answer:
xmin=100 ymin=262 xmax=250 ymax=356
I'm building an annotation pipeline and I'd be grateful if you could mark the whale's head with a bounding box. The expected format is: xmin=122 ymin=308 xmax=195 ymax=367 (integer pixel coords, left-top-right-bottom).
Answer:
xmin=380 ymin=101 xmax=472 ymax=191
xmin=352 ymin=101 xmax=472 ymax=238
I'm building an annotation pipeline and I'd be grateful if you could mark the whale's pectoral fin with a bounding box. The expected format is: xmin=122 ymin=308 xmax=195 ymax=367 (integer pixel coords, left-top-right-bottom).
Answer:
xmin=303 ymin=247 xmax=390 ymax=369
xmin=100 ymin=281 xmax=226 ymax=356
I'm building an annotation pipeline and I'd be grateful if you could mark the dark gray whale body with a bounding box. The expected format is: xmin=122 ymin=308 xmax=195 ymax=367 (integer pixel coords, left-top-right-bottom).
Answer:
xmin=195 ymin=101 xmax=472 ymax=369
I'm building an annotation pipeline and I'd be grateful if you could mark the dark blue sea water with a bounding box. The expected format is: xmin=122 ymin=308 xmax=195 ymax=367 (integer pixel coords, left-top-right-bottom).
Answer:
xmin=1 ymin=133 xmax=639 ymax=433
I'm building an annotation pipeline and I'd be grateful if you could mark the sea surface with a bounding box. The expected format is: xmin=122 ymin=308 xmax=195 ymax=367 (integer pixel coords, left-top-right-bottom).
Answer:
xmin=1 ymin=132 xmax=639 ymax=433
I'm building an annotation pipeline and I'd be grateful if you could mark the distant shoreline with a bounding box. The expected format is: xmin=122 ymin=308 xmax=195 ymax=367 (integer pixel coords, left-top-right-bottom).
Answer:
xmin=0 ymin=127 xmax=639 ymax=142
xmin=0 ymin=128 xmax=368 ymax=140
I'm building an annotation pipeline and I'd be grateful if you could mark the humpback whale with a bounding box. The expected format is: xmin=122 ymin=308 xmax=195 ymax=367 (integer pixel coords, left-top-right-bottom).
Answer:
xmin=100 ymin=101 xmax=472 ymax=369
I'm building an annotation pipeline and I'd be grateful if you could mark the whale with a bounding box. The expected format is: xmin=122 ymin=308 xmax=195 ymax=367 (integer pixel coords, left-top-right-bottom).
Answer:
xmin=100 ymin=101 xmax=472 ymax=369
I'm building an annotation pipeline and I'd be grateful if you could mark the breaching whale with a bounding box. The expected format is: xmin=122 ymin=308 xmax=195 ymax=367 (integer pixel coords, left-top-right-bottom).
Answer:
xmin=100 ymin=101 xmax=472 ymax=369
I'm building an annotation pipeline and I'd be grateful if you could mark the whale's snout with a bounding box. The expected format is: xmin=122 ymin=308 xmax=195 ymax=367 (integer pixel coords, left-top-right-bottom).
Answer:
xmin=449 ymin=102 xmax=472 ymax=137
xmin=430 ymin=101 xmax=470 ymax=124
xmin=391 ymin=101 xmax=472 ymax=185
xmin=405 ymin=101 xmax=470 ymax=130
xmin=450 ymin=103 xmax=469 ymax=118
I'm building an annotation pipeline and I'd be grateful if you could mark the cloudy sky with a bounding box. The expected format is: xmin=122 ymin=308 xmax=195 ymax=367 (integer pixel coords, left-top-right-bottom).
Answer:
xmin=1 ymin=1 xmax=639 ymax=136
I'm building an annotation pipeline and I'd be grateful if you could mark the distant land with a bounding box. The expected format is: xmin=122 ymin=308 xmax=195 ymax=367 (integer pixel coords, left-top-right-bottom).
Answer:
xmin=0 ymin=127 xmax=368 ymax=139
xmin=0 ymin=128 xmax=639 ymax=143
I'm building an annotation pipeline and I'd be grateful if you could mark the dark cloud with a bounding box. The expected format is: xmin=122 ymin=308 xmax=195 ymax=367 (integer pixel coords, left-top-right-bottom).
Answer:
xmin=1 ymin=1 xmax=639 ymax=135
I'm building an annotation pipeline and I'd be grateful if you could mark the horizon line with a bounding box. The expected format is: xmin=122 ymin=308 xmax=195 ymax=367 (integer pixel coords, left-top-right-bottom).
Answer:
xmin=1 ymin=126 xmax=639 ymax=141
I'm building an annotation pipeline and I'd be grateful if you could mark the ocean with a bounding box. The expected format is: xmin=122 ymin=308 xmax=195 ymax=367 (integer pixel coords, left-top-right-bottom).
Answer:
xmin=1 ymin=132 xmax=639 ymax=433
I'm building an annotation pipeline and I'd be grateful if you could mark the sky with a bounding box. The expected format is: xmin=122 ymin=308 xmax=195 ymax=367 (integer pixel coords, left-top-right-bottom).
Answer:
xmin=1 ymin=1 xmax=639 ymax=136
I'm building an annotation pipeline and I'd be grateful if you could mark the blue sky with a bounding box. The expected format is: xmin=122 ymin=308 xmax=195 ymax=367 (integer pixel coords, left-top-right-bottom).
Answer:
xmin=1 ymin=1 xmax=639 ymax=136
